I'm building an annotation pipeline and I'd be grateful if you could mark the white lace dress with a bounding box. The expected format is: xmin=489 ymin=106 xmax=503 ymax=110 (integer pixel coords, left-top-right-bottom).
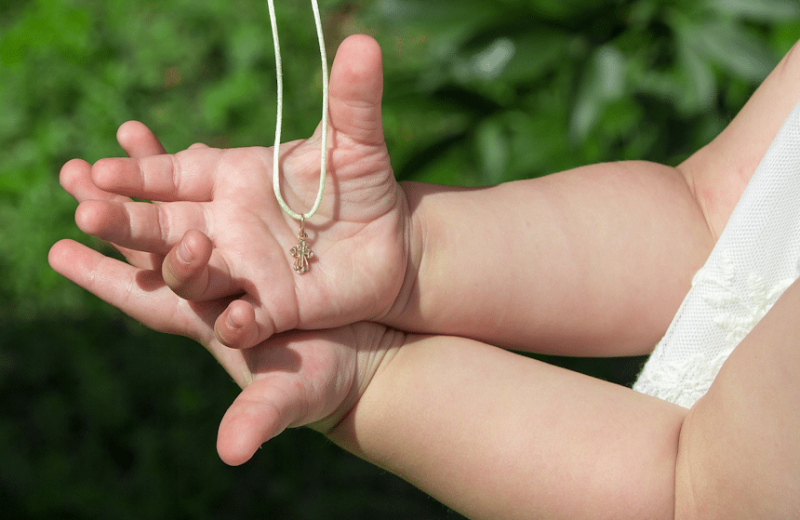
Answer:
xmin=633 ymin=100 xmax=800 ymax=409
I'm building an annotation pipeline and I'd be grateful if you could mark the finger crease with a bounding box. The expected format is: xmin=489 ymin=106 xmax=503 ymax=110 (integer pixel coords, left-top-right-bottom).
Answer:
xmin=156 ymin=204 xmax=171 ymax=250
xmin=170 ymin=154 xmax=182 ymax=200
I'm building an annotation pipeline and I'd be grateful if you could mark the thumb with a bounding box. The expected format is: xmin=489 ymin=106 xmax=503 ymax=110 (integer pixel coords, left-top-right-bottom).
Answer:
xmin=327 ymin=34 xmax=385 ymax=146
xmin=216 ymin=375 xmax=306 ymax=466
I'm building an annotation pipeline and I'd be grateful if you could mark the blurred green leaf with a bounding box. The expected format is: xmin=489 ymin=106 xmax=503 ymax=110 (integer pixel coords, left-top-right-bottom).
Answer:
xmin=475 ymin=117 xmax=511 ymax=183
xmin=674 ymin=36 xmax=717 ymax=113
xmin=672 ymin=16 xmax=776 ymax=81
xmin=375 ymin=0 xmax=499 ymax=26
xmin=705 ymin=0 xmax=800 ymax=21
xmin=454 ymin=37 xmax=517 ymax=82
xmin=0 ymin=0 xmax=90 ymax=66
xmin=772 ymin=20 xmax=800 ymax=52
xmin=570 ymin=44 xmax=627 ymax=142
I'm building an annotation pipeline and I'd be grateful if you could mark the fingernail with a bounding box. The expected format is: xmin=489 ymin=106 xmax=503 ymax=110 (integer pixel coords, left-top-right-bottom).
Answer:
xmin=176 ymin=239 xmax=194 ymax=265
xmin=226 ymin=311 xmax=242 ymax=331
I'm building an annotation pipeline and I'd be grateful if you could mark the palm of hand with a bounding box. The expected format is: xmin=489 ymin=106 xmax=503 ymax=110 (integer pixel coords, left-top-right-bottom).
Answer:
xmin=78 ymin=33 xmax=407 ymax=347
xmin=75 ymin=129 xmax=408 ymax=347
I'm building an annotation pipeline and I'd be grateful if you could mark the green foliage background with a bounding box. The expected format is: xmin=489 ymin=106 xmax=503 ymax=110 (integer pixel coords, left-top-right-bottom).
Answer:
xmin=0 ymin=0 xmax=797 ymax=517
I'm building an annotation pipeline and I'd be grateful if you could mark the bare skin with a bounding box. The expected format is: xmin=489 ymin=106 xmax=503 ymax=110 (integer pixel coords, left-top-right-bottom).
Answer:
xmin=55 ymin=35 xmax=714 ymax=356
xmin=49 ymin=35 xmax=800 ymax=518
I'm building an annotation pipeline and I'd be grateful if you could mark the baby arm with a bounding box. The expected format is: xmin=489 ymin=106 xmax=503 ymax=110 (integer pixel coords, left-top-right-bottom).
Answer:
xmin=46 ymin=35 xmax=722 ymax=357
xmin=391 ymin=165 xmax=712 ymax=355
xmin=320 ymin=296 xmax=800 ymax=520
xmin=674 ymin=277 xmax=800 ymax=520
xmin=142 ymin=153 xmax=713 ymax=357
xmin=47 ymin=238 xmax=687 ymax=518
xmin=389 ymin=37 xmax=800 ymax=355
xmin=49 ymin=233 xmax=800 ymax=519
xmin=61 ymin=37 xmax=799 ymax=358
xmin=262 ymin=284 xmax=800 ymax=520
xmin=327 ymin=333 xmax=687 ymax=520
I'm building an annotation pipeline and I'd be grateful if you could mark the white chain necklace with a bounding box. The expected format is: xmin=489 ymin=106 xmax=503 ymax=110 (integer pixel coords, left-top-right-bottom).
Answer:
xmin=267 ymin=0 xmax=329 ymax=273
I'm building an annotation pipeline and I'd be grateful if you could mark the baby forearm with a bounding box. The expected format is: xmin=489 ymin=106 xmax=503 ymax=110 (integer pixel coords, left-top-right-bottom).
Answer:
xmin=327 ymin=334 xmax=687 ymax=520
xmin=389 ymin=161 xmax=713 ymax=356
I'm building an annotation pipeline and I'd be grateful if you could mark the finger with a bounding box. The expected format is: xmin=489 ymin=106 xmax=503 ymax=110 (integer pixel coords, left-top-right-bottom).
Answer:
xmin=114 ymin=120 xmax=168 ymax=268
xmin=216 ymin=373 xmax=306 ymax=466
xmin=61 ymin=123 xmax=168 ymax=204
xmin=162 ymin=229 xmax=214 ymax=298
xmin=91 ymin=148 xmax=221 ymax=202
xmin=48 ymin=239 xmax=217 ymax=341
xmin=162 ymin=229 xmax=241 ymax=301
xmin=328 ymin=34 xmax=386 ymax=147
xmin=116 ymin=120 xmax=168 ymax=158
xmin=74 ymin=199 xmax=208 ymax=254
xmin=216 ymin=291 xmax=286 ymax=350
xmin=61 ymin=158 xmax=132 ymax=205
xmin=61 ymin=159 xmax=163 ymax=270
xmin=214 ymin=300 xmax=262 ymax=349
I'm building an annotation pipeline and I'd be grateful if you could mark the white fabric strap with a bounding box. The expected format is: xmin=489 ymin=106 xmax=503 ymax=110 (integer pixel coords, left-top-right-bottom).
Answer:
xmin=634 ymin=99 xmax=800 ymax=408
xmin=268 ymin=0 xmax=329 ymax=221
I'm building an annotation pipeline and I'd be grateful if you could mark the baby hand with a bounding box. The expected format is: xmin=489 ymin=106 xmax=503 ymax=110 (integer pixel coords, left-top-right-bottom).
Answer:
xmin=216 ymin=323 xmax=404 ymax=465
xmin=59 ymin=35 xmax=414 ymax=348
xmin=50 ymin=231 xmax=403 ymax=464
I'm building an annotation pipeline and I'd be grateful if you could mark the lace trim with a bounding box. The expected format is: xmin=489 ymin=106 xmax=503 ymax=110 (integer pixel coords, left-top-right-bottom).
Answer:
xmin=634 ymin=253 xmax=796 ymax=408
xmin=695 ymin=254 xmax=795 ymax=347
xmin=634 ymin=348 xmax=735 ymax=408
